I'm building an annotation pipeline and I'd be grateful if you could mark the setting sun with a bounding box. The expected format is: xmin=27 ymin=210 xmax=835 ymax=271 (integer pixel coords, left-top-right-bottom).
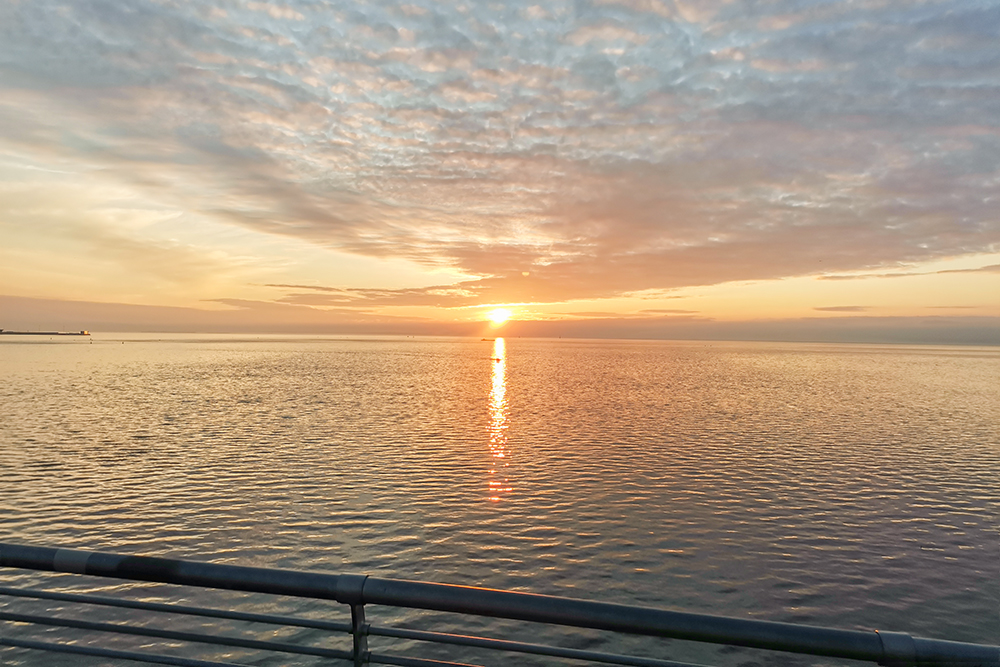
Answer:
xmin=487 ymin=308 xmax=512 ymax=327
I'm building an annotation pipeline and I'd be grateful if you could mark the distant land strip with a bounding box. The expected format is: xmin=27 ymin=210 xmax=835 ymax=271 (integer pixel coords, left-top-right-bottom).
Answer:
xmin=0 ymin=330 xmax=90 ymax=336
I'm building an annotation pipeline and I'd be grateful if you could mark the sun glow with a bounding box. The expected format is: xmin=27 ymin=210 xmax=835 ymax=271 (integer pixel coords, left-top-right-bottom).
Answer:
xmin=487 ymin=308 xmax=512 ymax=327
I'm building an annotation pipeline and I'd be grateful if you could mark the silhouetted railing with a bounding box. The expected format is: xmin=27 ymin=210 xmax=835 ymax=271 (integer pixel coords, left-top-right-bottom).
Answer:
xmin=1 ymin=543 xmax=996 ymax=667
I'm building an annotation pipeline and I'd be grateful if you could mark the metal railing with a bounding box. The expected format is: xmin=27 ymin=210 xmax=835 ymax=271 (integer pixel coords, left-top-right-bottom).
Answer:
xmin=1 ymin=542 xmax=996 ymax=667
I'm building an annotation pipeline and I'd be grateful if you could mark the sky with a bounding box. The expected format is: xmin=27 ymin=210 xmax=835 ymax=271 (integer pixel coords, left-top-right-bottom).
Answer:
xmin=1 ymin=0 xmax=998 ymax=343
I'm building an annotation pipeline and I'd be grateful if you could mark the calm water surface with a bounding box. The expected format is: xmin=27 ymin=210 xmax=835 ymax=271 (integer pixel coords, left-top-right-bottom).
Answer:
xmin=1 ymin=335 xmax=997 ymax=666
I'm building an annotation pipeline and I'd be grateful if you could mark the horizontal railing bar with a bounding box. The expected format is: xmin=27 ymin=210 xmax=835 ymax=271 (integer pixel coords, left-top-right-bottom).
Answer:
xmin=0 ymin=636 xmax=247 ymax=667
xmin=0 ymin=585 xmax=352 ymax=633
xmin=2 ymin=543 xmax=997 ymax=667
xmin=0 ymin=610 xmax=353 ymax=661
xmin=360 ymin=578 xmax=998 ymax=666
xmin=369 ymin=624 xmax=710 ymax=667
xmin=370 ymin=651 xmax=483 ymax=667
xmin=0 ymin=542 xmax=342 ymax=599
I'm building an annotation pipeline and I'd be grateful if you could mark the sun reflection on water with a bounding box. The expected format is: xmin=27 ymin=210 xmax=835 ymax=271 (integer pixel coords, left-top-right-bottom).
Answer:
xmin=488 ymin=338 xmax=511 ymax=501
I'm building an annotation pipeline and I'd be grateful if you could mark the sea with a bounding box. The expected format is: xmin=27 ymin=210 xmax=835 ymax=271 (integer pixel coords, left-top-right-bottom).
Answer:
xmin=1 ymin=334 xmax=997 ymax=666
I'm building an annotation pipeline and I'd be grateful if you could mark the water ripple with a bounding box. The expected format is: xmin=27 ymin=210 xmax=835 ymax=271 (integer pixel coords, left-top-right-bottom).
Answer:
xmin=1 ymin=336 xmax=997 ymax=665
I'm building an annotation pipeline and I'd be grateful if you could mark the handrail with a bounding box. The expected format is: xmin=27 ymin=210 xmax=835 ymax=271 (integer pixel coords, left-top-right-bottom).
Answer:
xmin=1 ymin=542 xmax=997 ymax=667
xmin=0 ymin=584 xmax=352 ymax=631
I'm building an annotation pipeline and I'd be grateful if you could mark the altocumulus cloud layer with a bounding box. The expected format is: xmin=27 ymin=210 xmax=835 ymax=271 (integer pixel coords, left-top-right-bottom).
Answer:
xmin=1 ymin=0 xmax=998 ymax=307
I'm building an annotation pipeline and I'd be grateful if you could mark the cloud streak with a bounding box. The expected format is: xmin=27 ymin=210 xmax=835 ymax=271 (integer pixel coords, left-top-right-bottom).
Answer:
xmin=819 ymin=264 xmax=1000 ymax=281
xmin=815 ymin=306 xmax=870 ymax=313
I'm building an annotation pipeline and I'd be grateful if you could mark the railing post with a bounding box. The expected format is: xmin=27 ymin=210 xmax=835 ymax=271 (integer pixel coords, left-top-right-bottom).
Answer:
xmin=351 ymin=603 xmax=369 ymax=666
xmin=335 ymin=573 xmax=370 ymax=666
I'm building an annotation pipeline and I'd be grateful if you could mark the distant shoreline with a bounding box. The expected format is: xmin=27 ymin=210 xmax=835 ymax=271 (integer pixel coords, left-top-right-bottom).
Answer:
xmin=0 ymin=330 xmax=89 ymax=336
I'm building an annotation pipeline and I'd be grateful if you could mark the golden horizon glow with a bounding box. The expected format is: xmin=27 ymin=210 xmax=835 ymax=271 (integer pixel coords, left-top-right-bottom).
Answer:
xmin=487 ymin=308 xmax=513 ymax=327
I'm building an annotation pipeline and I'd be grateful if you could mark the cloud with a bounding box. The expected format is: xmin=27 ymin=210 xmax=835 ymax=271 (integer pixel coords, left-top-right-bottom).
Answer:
xmin=0 ymin=294 xmax=441 ymax=334
xmin=1 ymin=0 xmax=998 ymax=307
xmin=814 ymin=306 xmax=870 ymax=312
xmin=559 ymin=308 xmax=701 ymax=317
xmin=640 ymin=309 xmax=699 ymax=314
xmin=820 ymin=264 xmax=1000 ymax=281
xmin=0 ymin=175 xmax=253 ymax=289
xmin=566 ymin=311 xmax=626 ymax=317
xmin=262 ymin=283 xmax=344 ymax=293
